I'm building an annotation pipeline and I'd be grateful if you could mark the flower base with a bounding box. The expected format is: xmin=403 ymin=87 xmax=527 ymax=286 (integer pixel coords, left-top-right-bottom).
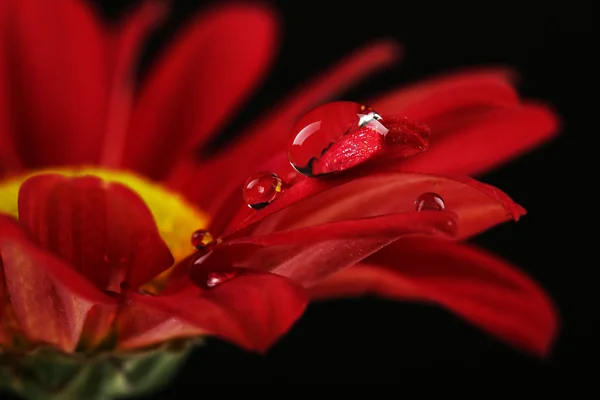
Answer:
xmin=0 ymin=338 xmax=203 ymax=400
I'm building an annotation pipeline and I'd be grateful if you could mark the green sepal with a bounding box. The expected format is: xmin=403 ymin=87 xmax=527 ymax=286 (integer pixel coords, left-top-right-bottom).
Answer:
xmin=0 ymin=338 xmax=203 ymax=400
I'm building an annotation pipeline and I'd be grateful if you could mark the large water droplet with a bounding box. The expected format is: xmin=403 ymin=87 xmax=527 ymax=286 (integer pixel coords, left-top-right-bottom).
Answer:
xmin=414 ymin=192 xmax=445 ymax=211
xmin=287 ymin=101 xmax=388 ymax=177
xmin=243 ymin=172 xmax=283 ymax=209
xmin=205 ymin=270 xmax=238 ymax=288
xmin=191 ymin=229 xmax=215 ymax=249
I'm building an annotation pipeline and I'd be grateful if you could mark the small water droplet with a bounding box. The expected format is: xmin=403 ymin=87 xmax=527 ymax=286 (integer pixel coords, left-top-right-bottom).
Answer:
xmin=414 ymin=192 xmax=445 ymax=211
xmin=191 ymin=229 xmax=215 ymax=249
xmin=243 ymin=172 xmax=283 ymax=209
xmin=287 ymin=101 xmax=388 ymax=177
xmin=205 ymin=270 xmax=238 ymax=288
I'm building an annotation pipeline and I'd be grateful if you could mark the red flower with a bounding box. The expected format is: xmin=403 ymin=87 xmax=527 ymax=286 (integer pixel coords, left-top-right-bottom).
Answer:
xmin=0 ymin=0 xmax=559 ymax=363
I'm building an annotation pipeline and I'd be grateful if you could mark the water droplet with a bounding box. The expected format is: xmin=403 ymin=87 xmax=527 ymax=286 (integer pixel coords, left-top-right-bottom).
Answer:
xmin=205 ymin=270 xmax=238 ymax=288
xmin=243 ymin=172 xmax=283 ymax=209
xmin=414 ymin=192 xmax=445 ymax=211
xmin=287 ymin=101 xmax=388 ymax=177
xmin=191 ymin=229 xmax=215 ymax=249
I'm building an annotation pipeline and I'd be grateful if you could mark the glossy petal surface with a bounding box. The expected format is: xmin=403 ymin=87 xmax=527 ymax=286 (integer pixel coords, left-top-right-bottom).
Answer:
xmin=226 ymin=171 xmax=524 ymax=240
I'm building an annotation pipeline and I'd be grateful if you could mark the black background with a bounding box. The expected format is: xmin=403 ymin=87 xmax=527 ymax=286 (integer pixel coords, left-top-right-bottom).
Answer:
xmin=97 ymin=0 xmax=592 ymax=386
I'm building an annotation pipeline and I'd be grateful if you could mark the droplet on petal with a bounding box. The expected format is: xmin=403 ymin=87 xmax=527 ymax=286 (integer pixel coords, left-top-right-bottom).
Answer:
xmin=205 ymin=270 xmax=239 ymax=288
xmin=191 ymin=229 xmax=215 ymax=249
xmin=414 ymin=192 xmax=445 ymax=211
xmin=243 ymin=172 xmax=284 ymax=209
xmin=287 ymin=101 xmax=388 ymax=177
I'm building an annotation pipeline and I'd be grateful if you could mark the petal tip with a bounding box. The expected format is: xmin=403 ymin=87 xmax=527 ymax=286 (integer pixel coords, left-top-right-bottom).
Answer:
xmin=369 ymin=38 xmax=404 ymax=65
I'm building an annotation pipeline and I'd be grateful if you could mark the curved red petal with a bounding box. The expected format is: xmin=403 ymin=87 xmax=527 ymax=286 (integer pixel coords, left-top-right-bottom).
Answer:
xmin=5 ymin=0 xmax=110 ymax=168
xmin=115 ymin=300 xmax=204 ymax=350
xmin=99 ymin=0 xmax=167 ymax=168
xmin=166 ymin=40 xmax=402 ymax=215
xmin=227 ymin=210 xmax=458 ymax=247
xmin=397 ymin=103 xmax=559 ymax=175
xmin=371 ymin=68 xmax=519 ymax=118
xmin=0 ymin=214 xmax=116 ymax=351
xmin=231 ymin=213 xmax=457 ymax=287
xmin=125 ymin=3 xmax=278 ymax=178
xmin=369 ymin=68 xmax=558 ymax=175
xmin=225 ymin=171 xmax=525 ymax=241
xmin=18 ymin=174 xmax=174 ymax=290
xmin=309 ymin=238 xmax=558 ymax=357
xmin=129 ymin=273 xmax=307 ymax=353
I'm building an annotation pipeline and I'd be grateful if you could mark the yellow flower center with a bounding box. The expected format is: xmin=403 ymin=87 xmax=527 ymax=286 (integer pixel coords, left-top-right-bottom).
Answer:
xmin=0 ymin=167 xmax=209 ymax=264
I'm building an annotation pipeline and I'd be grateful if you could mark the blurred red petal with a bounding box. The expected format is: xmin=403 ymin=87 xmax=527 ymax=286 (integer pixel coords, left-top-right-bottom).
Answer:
xmin=309 ymin=238 xmax=558 ymax=356
xmin=0 ymin=0 xmax=22 ymax=176
xmin=126 ymin=3 xmax=278 ymax=178
xmin=0 ymin=215 xmax=116 ymax=351
xmin=0 ymin=249 xmax=20 ymax=345
xmin=18 ymin=174 xmax=173 ymax=290
xmin=0 ymin=264 xmax=7 ymax=345
xmin=99 ymin=0 xmax=167 ymax=168
xmin=398 ymin=103 xmax=559 ymax=175
xmin=129 ymin=272 xmax=307 ymax=352
xmin=372 ymin=68 xmax=519 ymax=118
xmin=167 ymin=40 xmax=402 ymax=215
xmin=4 ymin=0 xmax=109 ymax=168
xmin=370 ymin=68 xmax=558 ymax=175
xmin=226 ymin=172 xmax=524 ymax=241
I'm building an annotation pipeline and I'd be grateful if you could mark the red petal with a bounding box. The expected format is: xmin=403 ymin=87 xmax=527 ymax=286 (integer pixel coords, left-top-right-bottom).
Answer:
xmin=99 ymin=1 xmax=167 ymax=168
xmin=227 ymin=211 xmax=458 ymax=247
xmin=371 ymin=68 xmax=519 ymax=118
xmin=166 ymin=40 xmax=402 ymax=215
xmin=232 ymin=213 xmax=457 ymax=287
xmin=309 ymin=238 xmax=558 ymax=356
xmin=0 ymin=259 xmax=8 ymax=345
xmin=5 ymin=0 xmax=110 ymax=168
xmin=397 ymin=103 xmax=559 ymax=176
xmin=0 ymin=246 xmax=21 ymax=345
xmin=225 ymin=172 xmax=525 ymax=241
xmin=18 ymin=174 xmax=174 ymax=290
xmin=0 ymin=214 xmax=116 ymax=351
xmin=129 ymin=272 xmax=307 ymax=353
xmin=0 ymin=1 xmax=22 ymax=176
xmin=115 ymin=301 xmax=204 ymax=350
xmin=78 ymin=303 xmax=117 ymax=349
xmin=370 ymin=68 xmax=558 ymax=175
xmin=125 ymin=3 xmax=278 ymax=178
